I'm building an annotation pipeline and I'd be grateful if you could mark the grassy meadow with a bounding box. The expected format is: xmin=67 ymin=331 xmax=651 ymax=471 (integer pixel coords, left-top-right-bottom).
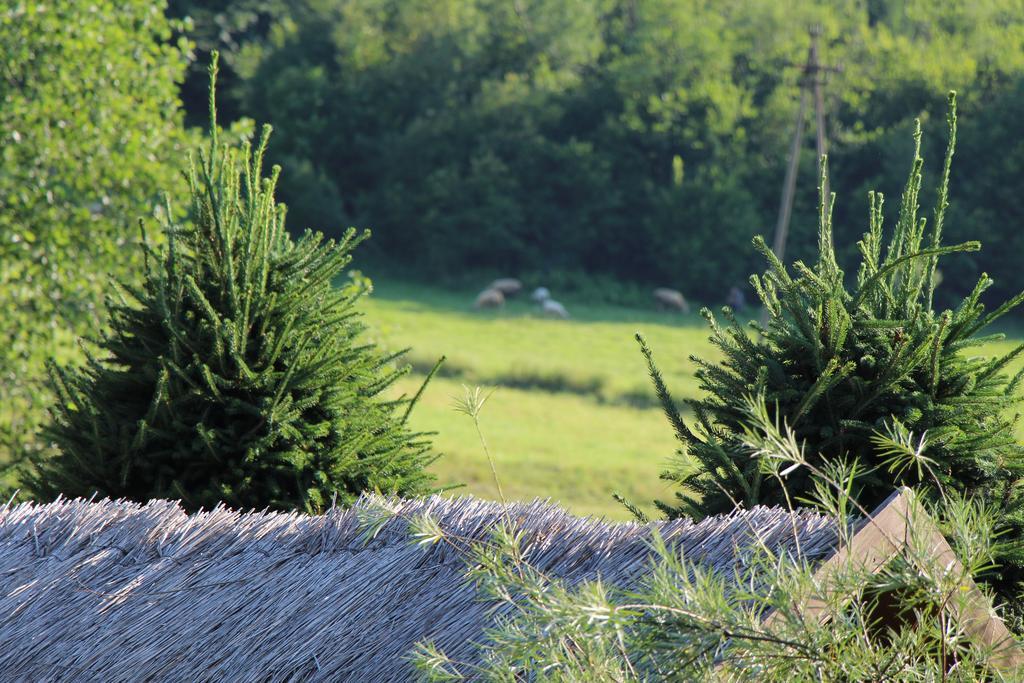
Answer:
xmin=363 ymin=280 xmax=1024 ymax=521
xmin=363 ymin=281 xmax=715 ymax=520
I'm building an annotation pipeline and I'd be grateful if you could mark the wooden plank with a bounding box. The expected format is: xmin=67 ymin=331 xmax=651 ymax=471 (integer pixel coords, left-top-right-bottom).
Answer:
xmin=764 ymin=488 xmax=1024 ymax=674
xmin=913 ymin=515 xmax=1023 ymax=672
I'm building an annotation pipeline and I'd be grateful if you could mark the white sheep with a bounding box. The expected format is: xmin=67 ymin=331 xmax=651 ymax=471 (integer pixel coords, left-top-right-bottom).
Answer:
xmin=653 ymin=287 xmax=690 ymax=314
xmin=489 ymin=278 xmax=523 ymax=297
xmin=474 ymin=287 xmax=505 ymax=309
xmin=541 ymin=299 xmax=570 ymax=319
xmin=532 ymin=287 xmax=569 ymax=319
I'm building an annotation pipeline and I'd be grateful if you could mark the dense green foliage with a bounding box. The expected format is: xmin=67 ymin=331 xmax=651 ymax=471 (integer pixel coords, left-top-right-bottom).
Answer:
xmin=30 ymin=64 xmax=437 ymax=513
xmin=0 ymin=1 xmax=192 ymax=485
xmin=643 ymin=97 xmax=1024 ymax=591
xmin=167 ymin=0 xmax=1024 ymax=306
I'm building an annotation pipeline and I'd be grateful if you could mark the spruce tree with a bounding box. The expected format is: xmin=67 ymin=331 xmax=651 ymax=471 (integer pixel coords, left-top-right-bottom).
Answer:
xmin=641 ymin=93 xmax=1024 ymax=573
xmin=29 ymin=56 xmax=438 ymax=513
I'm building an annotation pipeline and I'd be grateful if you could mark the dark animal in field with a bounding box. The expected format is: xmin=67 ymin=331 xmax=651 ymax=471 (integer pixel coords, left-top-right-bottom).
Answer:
xmin=726 ymin=286 xmax=747 ymax=312
xmin=653 ymin=288 xmax=690 ymax=314
xmin=489 ymin=278 xmax=523 ymax=297
xmin=474 ymin=288 xmax=505 ymax=309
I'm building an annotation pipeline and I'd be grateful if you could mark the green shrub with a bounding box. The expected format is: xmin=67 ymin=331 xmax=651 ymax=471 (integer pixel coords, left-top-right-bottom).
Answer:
xmin=642 ymin=94 xmax=1024 ymax=586
xmin=28 ymin=58 xmax=438 ymax=513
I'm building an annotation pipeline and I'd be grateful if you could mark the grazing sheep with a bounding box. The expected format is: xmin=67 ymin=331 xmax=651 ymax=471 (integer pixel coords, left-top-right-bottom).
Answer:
xmin=531 ymin=286 xmax=551 ymax=303
xmin=726 ymin=286 xmax=747 ymax=312
xmin=541 ymin=298 xmax=570 ymax=319
xmin=474 ymin=287 xmax=505 ymax=309
xmin=531 ymin=287 xmax=569 ymax=319
xmin=653 ymin=287 xmax=690 ymax=314
xmin=489 ymin=278 xmax=523 ymax=297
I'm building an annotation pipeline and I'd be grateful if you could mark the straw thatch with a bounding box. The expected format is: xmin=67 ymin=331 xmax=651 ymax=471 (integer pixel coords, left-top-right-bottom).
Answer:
xmin=0 ymin=494 xmax=839 ymax=682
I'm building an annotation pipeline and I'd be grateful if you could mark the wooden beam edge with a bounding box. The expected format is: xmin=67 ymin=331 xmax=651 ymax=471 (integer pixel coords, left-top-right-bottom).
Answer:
xmin=763 ymin=488 xmax=1024 ymax=674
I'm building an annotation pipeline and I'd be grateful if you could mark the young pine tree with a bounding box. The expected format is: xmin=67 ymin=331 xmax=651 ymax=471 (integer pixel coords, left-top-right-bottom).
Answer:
xmin=29 ymin=56 xmax=439 ymax=513
xmin=641 ymin=93 xmax=1024 ymax=576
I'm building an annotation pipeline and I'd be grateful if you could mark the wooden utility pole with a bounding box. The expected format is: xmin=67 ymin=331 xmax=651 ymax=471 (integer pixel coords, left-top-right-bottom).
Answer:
xmin=769 ymin=25 xmax=839 ymax=266
xmin=771 ymin=88 xmax=809 ymax=263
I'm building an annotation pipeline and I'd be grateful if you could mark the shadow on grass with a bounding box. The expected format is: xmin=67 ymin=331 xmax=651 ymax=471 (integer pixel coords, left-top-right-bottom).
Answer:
xmin=405 ymin=352 xmax=682 ymax=411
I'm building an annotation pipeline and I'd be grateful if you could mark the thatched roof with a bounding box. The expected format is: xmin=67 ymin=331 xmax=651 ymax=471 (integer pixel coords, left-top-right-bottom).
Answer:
xmin=0 ymin=494 xmax=840 ymax=681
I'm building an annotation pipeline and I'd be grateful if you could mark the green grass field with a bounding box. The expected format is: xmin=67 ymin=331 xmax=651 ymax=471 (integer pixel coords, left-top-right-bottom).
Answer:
xmin=363 ymin=281 xmax=719 ymax=520
xmin=364 ymin=280 xmax=1024 ymax=521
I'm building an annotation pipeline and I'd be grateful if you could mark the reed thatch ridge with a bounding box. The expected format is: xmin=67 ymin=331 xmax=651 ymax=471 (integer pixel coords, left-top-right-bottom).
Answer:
xmin=0 ymin=494 xmax=839 ymax=682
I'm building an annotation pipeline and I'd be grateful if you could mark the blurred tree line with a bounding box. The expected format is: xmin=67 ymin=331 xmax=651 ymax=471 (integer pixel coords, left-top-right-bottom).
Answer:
xmin=167 ymin=0 xmax=1024 ymax=306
